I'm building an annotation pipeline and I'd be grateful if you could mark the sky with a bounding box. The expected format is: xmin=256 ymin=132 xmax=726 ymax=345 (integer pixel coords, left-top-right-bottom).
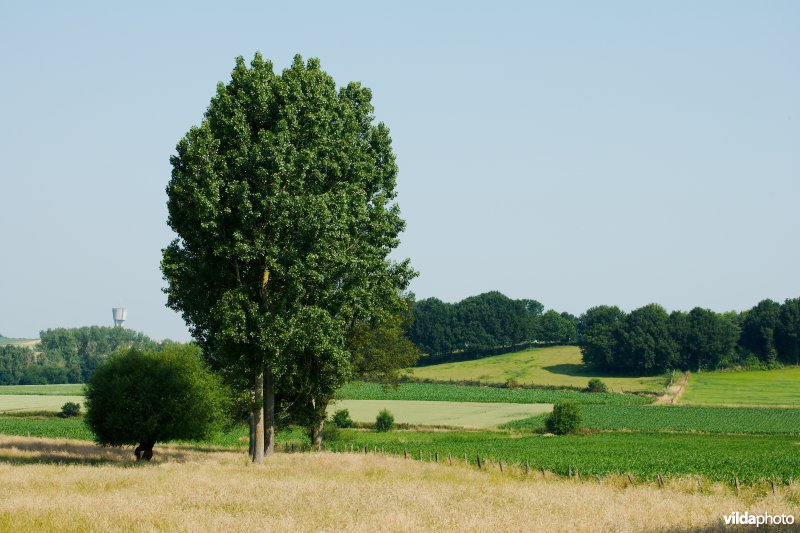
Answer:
xmin=1 ymin=1 xmax=798 ymax=341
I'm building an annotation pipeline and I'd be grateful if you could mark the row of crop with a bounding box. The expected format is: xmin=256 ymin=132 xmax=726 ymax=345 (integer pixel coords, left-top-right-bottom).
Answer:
xmin=324 ymin=430 xmax=800 ymax=483
xmin=335 ymin=382 xmax=652 ymax=405
xmin=501 ymin=405 xmax=800 ymax=435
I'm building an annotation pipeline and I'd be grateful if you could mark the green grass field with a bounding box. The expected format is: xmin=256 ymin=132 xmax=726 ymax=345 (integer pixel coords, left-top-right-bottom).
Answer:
xmin=0 ymin=395 xmax=85 ymax=413
xmin=502 ymin=404 xmax=800 ymax=435
xmin=329 ymin=399 xmax=552 ymax=428
xmin=0 ymin=384 xmax=85 ymax=396
xmin=0 ymin=338 xmax=37 ymax=346
xmin=682 ymin=368 xmax=800 ymax=406
xmin=411 ymin=345 xmax=666 ymax=392
xmin=328 ymin=430 xmax=800 ymax=483
xmin=337 ymin=382 xmax=652 ymax=405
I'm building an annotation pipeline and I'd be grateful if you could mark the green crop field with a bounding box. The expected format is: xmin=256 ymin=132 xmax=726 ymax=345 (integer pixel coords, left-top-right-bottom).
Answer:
xmin=682 ymin=368 xmax=800 ymax=406
xmin=411 ymin=345 xmax=666 ymax=392
xmin=337 ymin=382 xmax=652 ymax=405
xmin=502 ymin=405 xmax=800 ymax=435
xmin=329 ymin=399 xmax=552 ymax=428
xmin=327 ymin=430 xmax=800 ymax=483
xmin=0 ymin=384 xmax=85 ymax=396
xmin=0 ymin=395 xmax=85 ymax=413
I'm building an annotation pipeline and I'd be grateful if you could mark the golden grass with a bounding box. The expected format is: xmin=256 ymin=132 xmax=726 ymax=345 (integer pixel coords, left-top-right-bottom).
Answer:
xmin=0 ymin=436 xmax=797 ymax=532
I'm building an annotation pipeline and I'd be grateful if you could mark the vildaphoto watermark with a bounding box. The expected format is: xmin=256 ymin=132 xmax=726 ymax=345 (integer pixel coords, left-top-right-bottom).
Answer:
xmin=723 ymin=511 xmax=795 ymax=527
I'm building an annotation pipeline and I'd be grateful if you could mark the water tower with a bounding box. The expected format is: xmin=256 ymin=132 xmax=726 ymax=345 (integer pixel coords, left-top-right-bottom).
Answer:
xmin=112 ymin=308 xmax=128 ymax=328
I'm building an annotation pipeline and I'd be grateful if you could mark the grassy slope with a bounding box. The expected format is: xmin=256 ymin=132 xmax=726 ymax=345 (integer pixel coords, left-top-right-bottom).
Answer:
xmin=329 ymin=399 xmax=552 ymax=428
xmin=2 ymin=436 xmax=792 ymax=532
xmin=0 ymin=338 xmax=37 ymax=346
xmin=682 ymin=367 xmax=800 ymax=406
xmin=411 ymin=345 xmax=666 ymax=392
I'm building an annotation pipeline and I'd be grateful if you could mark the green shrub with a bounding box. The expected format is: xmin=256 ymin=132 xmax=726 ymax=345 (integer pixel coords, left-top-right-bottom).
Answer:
xmin=59 ymin=402 xmax=81 ymax=418
xmin=331 ymin=409 xmax=353 ymax=428
xmin=586 ymin=378 xmax=608 ymax=393
xmin=375 ymin=409 xmax=394 ymax=432
xmin=545 ymin=401 xmax=582 ymax=435
xmin=84 ymin=344 xmax=230 ymax=460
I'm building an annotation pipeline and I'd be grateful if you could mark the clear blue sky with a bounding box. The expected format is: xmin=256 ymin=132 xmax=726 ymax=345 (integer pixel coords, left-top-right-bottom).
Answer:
xmin=1 ymin=1 xmax=798 ymax=340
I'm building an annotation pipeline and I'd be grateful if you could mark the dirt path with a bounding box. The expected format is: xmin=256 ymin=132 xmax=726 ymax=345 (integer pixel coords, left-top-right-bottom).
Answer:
xmin=656 ymin=371 xmax=690 ymax=405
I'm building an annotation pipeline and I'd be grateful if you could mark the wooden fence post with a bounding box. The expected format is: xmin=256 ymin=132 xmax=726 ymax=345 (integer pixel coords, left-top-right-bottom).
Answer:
xmin=499 ymin=460 xmax=504 ymax=474
xmin=464 ymin=452 xmax=468 ymax=465
xmin=772 ymin=480 xmax=777 ymax=494
xmin=657 ymin=472 xmax=664 ymax=488
xmin=627 ymin=473 xmax=635 ymax=487
xmin=477 ymin=454 xmax=482 ymax=470
xmin=419 ymin=449 xmax=423 ymax=461
xmin=448 ymin=453 xmax=452 ymax=465
xmin=734 ymin=475 xmax=740 ymax=495
xmin=435 ymin=452 xmax=439 ymax=463
xmin=525 ymin=461 xmax=530 ymax=476
xmin=404 ymin=448 xmax=408 ymax=459
xmin=568 ymin=465 xmax=572 ymax=478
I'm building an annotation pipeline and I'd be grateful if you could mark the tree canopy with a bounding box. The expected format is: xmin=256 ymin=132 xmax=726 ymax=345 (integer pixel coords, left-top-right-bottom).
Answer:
xmin=162 ymin=54 xmax=414 ymax=459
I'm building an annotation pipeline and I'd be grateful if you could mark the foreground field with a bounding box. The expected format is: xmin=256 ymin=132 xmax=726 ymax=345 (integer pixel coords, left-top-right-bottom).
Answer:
xmin=329 ymin=399 xmax=551 ymax=428
xmin=682 ymin=368 xmax=800 ymax=406
xmin=411 ymin=345 xmax=666 ymax=392
xmin=0 ymin=436 xmax=796 ymax=532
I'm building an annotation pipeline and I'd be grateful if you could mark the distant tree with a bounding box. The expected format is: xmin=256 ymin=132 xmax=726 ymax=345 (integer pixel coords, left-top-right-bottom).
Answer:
xmin=84 ymin=345 xmax=230 ymax=461
xmin=59 ymin=402 xmax=81 ymax=418
xmin=409 ymin=298 xmax=455 ymax=356
xmin=538 ymin=310 xmax=577 ymax=343
xmin=739 ymin=299 xmax=781 ymax=363
xmin=619 ymin=304 xmax=678 ymax=374
xmin=578 ymin=306 xmax=626 ymax=370
xmin=776 ymin=298 xmax=800 ymax=365
xmin=682 ymin=308 xmax=739 ymax=371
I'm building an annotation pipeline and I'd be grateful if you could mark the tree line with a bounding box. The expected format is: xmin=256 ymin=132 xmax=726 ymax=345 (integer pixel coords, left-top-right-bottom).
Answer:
xmin=408 ymin=291 xmax=578 ymax=359
xmin=0 ymin=326 xmax=162 ymax=385
xmin=579 ymin=298 xmax=800 ymax=375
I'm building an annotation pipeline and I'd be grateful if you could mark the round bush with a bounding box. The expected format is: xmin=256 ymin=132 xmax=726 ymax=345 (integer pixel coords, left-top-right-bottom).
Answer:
xmin=586 ymin=378 xmax=608 ymax=393
xmin=331 ymin=408 xmax=353 ymax=428
xmin=375 ymin=409 xmax=394 ymax=432
xmin=59 ymin=402 xmax=81 ymax=418
xmin=545 ymin=401 xmax=582 ymax=435
xmin=84 ymin=344 xmax=230 ymax=460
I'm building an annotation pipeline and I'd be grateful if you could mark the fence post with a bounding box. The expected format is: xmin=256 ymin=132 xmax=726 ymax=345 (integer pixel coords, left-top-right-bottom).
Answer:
xmin=772 ymin=480 xmax=777 ymax=494
xmin=448 ymin=452 xmax=452 ymax=465
xmin=499 ymin=460 xmax=504 ymax=474
xmin=464 ymin=451 xmax=468 ymax=465
xmin=435 ymin=452 xmax=439 ymax=463
xmin=404 ymin=448 xmax=408 ymax=459
xmin=525 ymin=461 xmax=530 ymax=477
xmin=657 ymin=472 xmax=664 ymax=488
xmin=627 ymin=473 xmax=635 ymax=487
xmin=568 ymin=465 xmax=572 ymax=478
xmin=419 ymin=449 xmax=423 ymax=461
xmin=364 ymin=446 xmax=367 ymax=454
xmin=734 ymin=475 xmax=740 ymax=495
xmin=477 ymin=454 xmax=482 ymax=470
xmin=595 ymin=474 xmax=602 ymax=484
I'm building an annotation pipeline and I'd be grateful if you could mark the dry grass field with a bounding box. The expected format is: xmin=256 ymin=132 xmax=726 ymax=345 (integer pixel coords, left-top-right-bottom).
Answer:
xmin=0 ymin=435 xmax=797 ymax=532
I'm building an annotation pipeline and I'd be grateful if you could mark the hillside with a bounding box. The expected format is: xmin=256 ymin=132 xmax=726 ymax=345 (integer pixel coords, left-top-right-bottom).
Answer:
xmin=410 ymin=345 xmax=666 ymax=393
xmin=681 ymin=368 xmax=800 ymax=406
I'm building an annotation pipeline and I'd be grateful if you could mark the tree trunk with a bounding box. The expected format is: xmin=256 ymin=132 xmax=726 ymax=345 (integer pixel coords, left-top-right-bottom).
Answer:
xmin=248 ymin=412 xmax=255 ymax=459
xmin=263 ymin=366 xmax=275 ymax=455
xmin=134 ymin=441 xmax=155 ymax=461
xmin=311 ymin=416 xmax=325 ymax=451
xmin=252 ymin=370 xmax=265 ymax=464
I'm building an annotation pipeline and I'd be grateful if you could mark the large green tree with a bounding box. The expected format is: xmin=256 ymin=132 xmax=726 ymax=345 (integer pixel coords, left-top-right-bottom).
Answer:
xmin=162 ymin=54 xmax=414 ymax=462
